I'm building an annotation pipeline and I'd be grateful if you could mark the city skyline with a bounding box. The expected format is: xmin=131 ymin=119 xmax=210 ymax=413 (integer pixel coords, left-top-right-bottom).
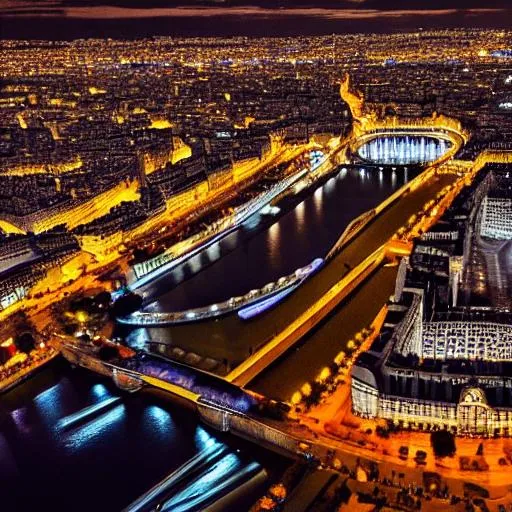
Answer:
xmin=1 ymin=4 xmax=512 ymax=510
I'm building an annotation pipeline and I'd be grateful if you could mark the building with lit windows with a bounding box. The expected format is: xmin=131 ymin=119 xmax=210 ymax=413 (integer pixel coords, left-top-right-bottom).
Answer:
xmin=352 ymin=287 xmax=512 ymax=436
xmin=352 ymin=165 xmax=512 ymax=436
xmin=480 ymin=194 xmax=512 ymax=240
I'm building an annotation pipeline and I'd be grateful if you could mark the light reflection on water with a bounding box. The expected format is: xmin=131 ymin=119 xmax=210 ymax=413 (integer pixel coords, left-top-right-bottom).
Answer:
xmin=3 ymin=362 xmax=279 ymax=512
xmin=162 ymin=452 xmax=244 ymax=511
xmin=313 ymin=185 xmax=323 ymax=215
xmin=194 ymin=425 xmax=217 ymax=451
xmin=126 ymin=327 xmax=152 ymax=349
xmin=141 ymin=404 xmax=175 ymax=442
xmin=2 ymin=366 xmax=206 ymax=511
xmin=267 ymin=222 xmax=281 ymax=266
xmin=187 ymin=255 xmax=202 ymax=275
xmin=10 ymin=406 xmax=31 ymax=435
xmin=206 ymin=242 xmax=221 ymax=261
xmin=57 ymin=396 xmax=121 ymax=431
xmin=33 ymin=382 xmax=66 ymax=427
xmin=324 ymin=175 xmax=336 ymax=193
xmin=295 ymin=200 xmax=306 ymax=233
xmin=91 ymin=383 xmax=109 ymax=400
xmin=63 ymin=404 xmax=126 ymax=451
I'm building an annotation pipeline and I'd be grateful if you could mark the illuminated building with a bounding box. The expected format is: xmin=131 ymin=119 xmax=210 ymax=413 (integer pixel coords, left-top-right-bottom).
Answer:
xmin=352 ymin=165 xmax=512 ymax=436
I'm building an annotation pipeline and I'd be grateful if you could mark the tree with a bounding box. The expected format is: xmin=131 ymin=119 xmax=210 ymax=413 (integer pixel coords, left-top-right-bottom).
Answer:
xmin=15 ymin=332 xmax=36 ymax=353
xmin=304 ymin=381 xmax=324 ymax=408
xmin=11 ymin=311 xmax=32 ymax=333
xmin=431 ymin=430 xmax=456 ymax=458
xmin=94 ymin=291 xmax=112 ymax=308
xmin=111 ymin=292 xmax=143 ymax=317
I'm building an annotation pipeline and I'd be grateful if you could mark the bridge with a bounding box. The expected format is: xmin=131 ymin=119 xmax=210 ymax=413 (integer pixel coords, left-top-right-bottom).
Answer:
xmin=127 ymin=164 xmax=312 ymax=290
xmin=121 ymin=149 xmax=512 ymax=403
xmin=123 ymin=123 xmax=465 ymax=330
xmin=225 ymin=245 xmax=386 ymax=386
xmin=117 ymin=258 xmax=323 ymax=327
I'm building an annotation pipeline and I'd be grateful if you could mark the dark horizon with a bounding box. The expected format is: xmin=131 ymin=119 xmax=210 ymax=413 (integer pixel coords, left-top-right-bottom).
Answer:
xmin=1 ymin=7 xmax=511 ymax=40
xmin=2 ymin=0 xmax=512 ymax=8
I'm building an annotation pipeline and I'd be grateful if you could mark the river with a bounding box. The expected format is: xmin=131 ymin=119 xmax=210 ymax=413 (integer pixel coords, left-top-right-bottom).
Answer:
xmin=143 ymin=165 xmax=416 ymax=312
xmin=2 ymin=165 xmax=420 ymax=510
xmin=0 ymin=359 xmax=285 ymax=512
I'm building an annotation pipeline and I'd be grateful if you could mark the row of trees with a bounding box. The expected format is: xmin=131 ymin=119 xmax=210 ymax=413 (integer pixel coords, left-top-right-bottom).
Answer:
xmin=291 ymin=325 xmax=375 ymax=410
xmin=394 ymin=184 xmax=455 ymax=241
xmin=8 ymin=312 xmax=37 ymax=353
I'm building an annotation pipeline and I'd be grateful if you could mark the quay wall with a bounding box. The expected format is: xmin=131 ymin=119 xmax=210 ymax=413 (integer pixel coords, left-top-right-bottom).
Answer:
xmin=1 ymin=178 xmax=140 ymax=234
xmin=226 ymin=246 xmax=385 ymax=386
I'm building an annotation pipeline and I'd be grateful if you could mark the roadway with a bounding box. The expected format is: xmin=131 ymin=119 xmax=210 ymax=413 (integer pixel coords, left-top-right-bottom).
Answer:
xmin=248 ymin=264 xmax=397 ymax=402
xmin=141 ymin=172 xmax=457 ymax=378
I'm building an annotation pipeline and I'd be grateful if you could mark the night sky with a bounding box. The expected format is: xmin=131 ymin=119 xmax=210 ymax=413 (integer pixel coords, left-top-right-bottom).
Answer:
xmin=0 ymin=0 xmax=511 ymax=38
xmin=2 ymin=0 xmax=510 ymax=8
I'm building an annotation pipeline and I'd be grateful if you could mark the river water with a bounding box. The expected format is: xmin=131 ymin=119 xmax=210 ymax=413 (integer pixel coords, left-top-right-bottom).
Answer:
xmin=2 ymin=165 xmax=416 ymax=511
xmin=144 ymin=166 xmax=416 ymax=312
xmin=0 ymin=359 xmax=284 ymax=512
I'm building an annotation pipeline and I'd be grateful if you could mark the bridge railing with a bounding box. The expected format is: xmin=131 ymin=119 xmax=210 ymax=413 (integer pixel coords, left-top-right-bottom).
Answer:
xmin=326 ymin=209 xmax=376 ymax=261
xmin=197 ymin=399 xmax=305 ymax=456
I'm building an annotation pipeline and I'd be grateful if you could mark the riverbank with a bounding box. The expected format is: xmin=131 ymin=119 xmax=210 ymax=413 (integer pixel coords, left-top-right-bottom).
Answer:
xmin=0 ymin=346 xmax=59 ymax=394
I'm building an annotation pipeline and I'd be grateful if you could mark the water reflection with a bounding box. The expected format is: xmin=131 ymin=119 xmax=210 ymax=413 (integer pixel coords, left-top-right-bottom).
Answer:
xmin=268 ymin=222 xmax=281 ymax=265
xmin=324 ymin=176 xmax=336 ymax=193
xmin=194 ymin=425 xmax=217 ymax=451
xmin=1 ymin=364 xmax=203 ymax=511
xmin=127 ymin=327 xmax=153 ymax=348
xmin=10 ymin=406 xmax=31 ymax=434
xmin=2 ymin=362 xmax=281 ymax=512
xmin=63 ymin=404 xmax=126 ymax=450
xmin=161 ymin=452 xmax=251 ymax=512
xmin=91 ymin=383 xmax=109 ymax=400
xmin=57 ymin=396 xmax=121 ymax=431
xmin=313 ymin=186 xmax=323 ymax=215
xmin=143 ymin=404 xmax=174 ymax=439
xmin=295 ymin=200 xmax=306 ymax=233
xmin=33 ymin=382 xmax=65 ymax=427
xmin=206 ymin=242 xmax=221 ymax=261
xmin=187 ymin=255 xmax=202 ymax=275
